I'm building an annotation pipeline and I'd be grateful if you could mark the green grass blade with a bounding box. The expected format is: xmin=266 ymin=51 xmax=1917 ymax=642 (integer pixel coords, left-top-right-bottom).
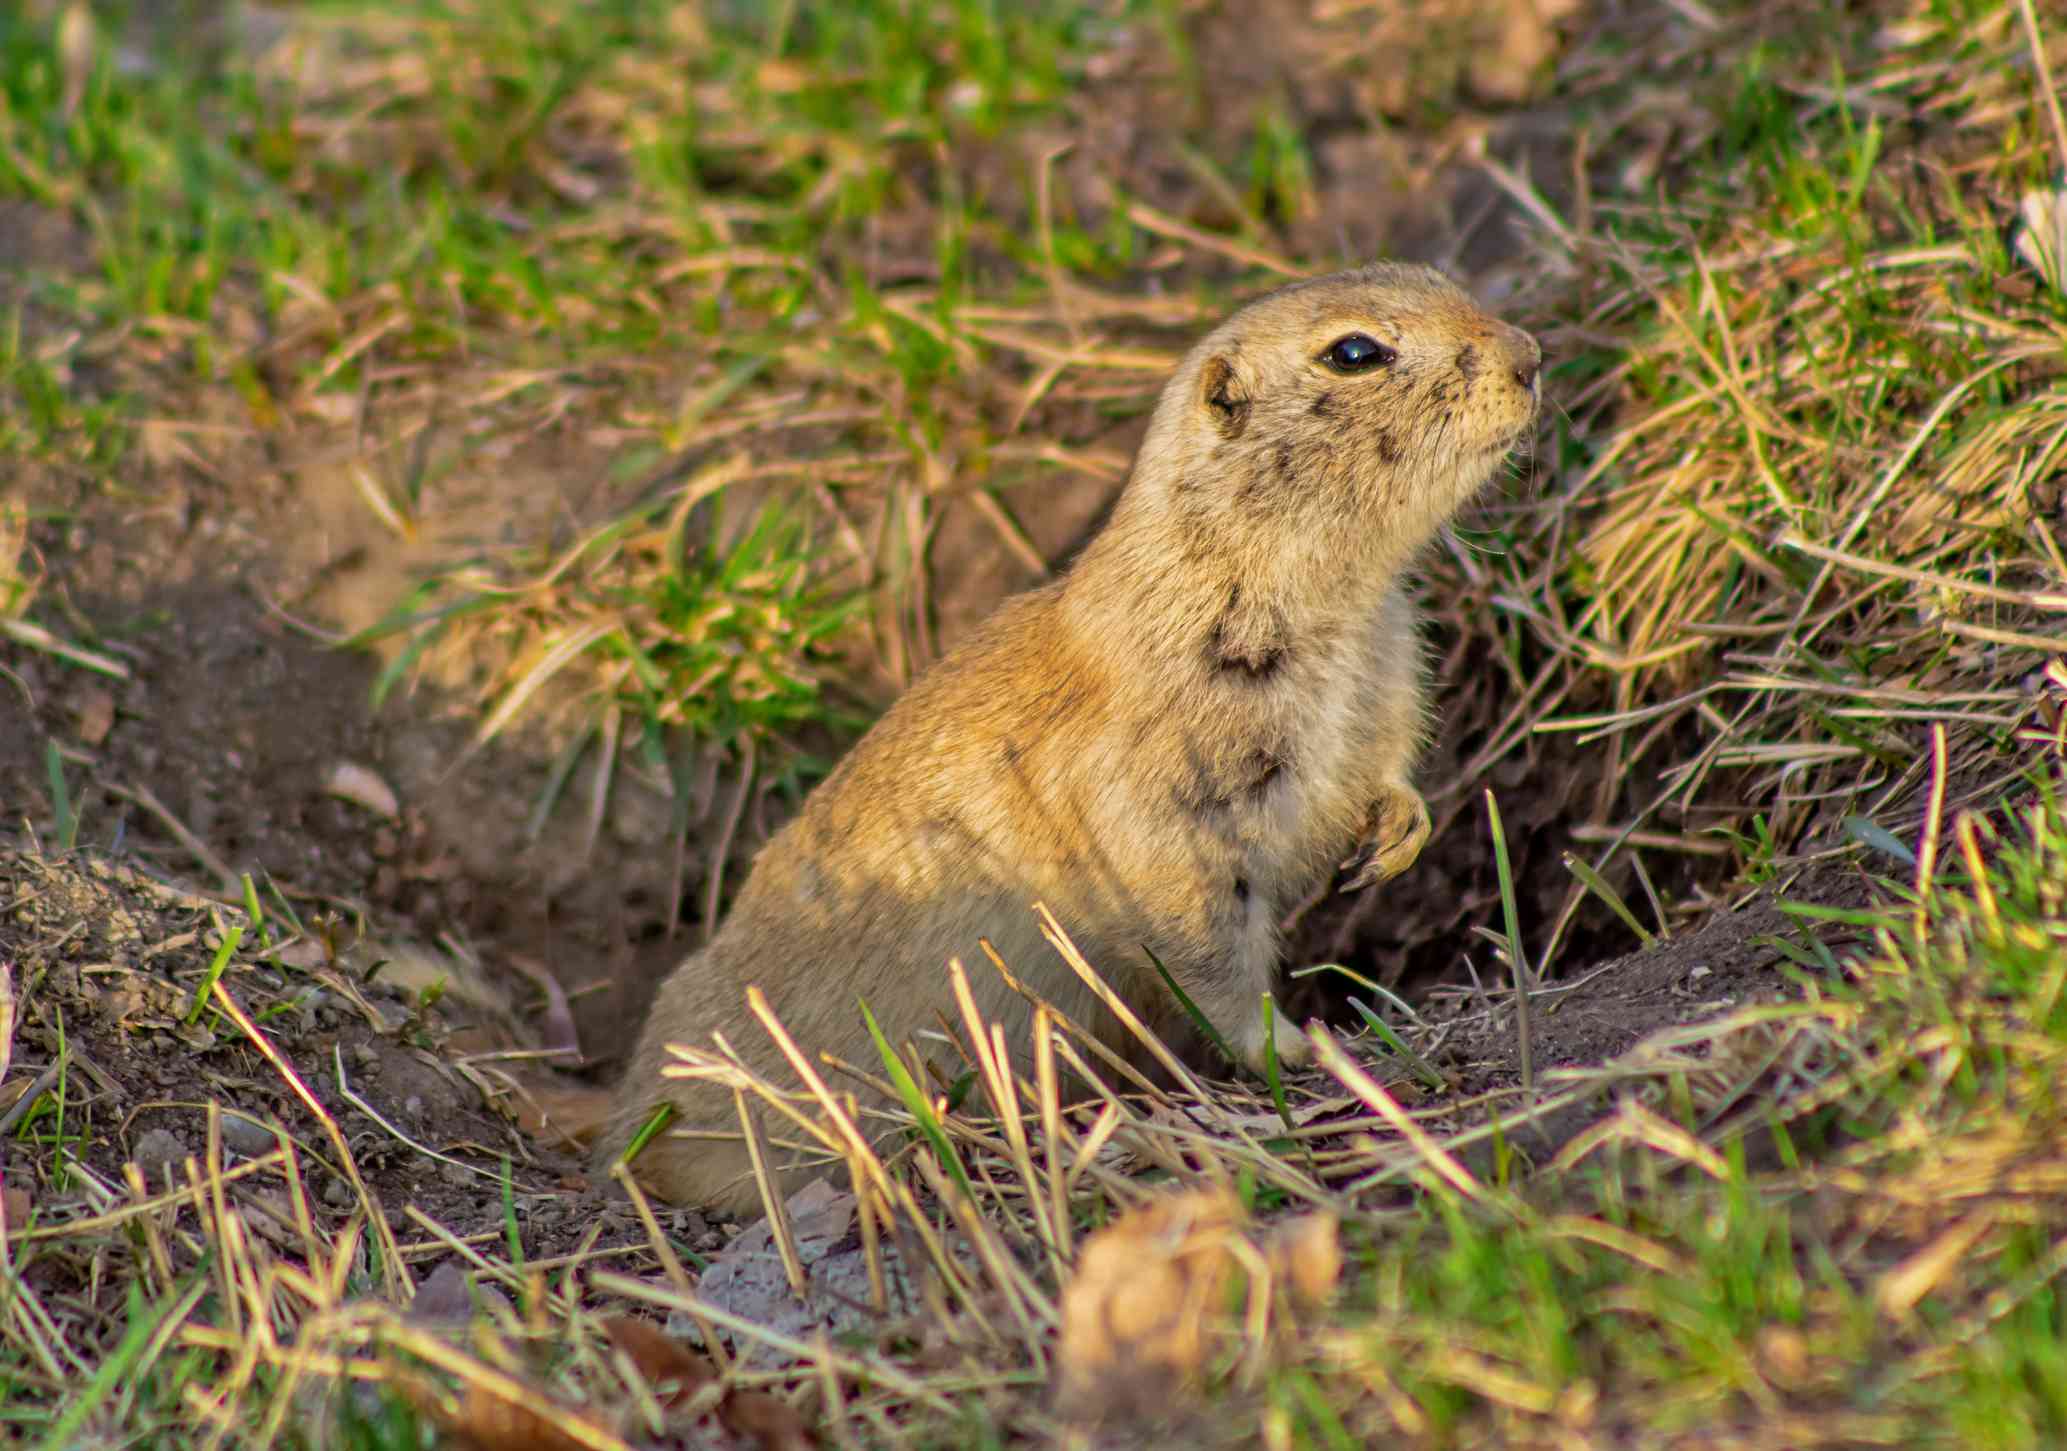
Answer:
xmin=263 ymin=876 xmax=305 ymax=938
xmin=238 ymin=871 xmax=272 ymax=953
xmin=1485 ymin=789 xmax=1533 ymax=1091
xmin=859 ymin=996 xmax=976 ymax=1202
xmin=1290 ymin=962 xmax=1430 ymax=1028
xmin=1346 ymin=996 xmax=1447 ymax=1092
xmin=1777 ymin=900 xmax=1888 ymax=928
xmin=500 ymin=1156 xmax=524 ymax=1275
xmin=43 ymin=740 xmax=77 ymax=851
xmin=1143 ymin=943 xmax=1237 ymax=1069
xmin=1261 ymin=993 xmax=1295 ymax=1134
xmin=526 ymin=723 xmax=596 ymax=841
xmin=620 ymin=1103 xmax=674 ymax=1165
xmin=1562 ymin=852 xmax=1657 ymax=946
xmin=1751 ymin=933 xmax=1824 ymax=971
xmin=1842 ymin=814 xmax=1918 ymax=866
xmin=185 ymin=926 xmax=243 ymax=1026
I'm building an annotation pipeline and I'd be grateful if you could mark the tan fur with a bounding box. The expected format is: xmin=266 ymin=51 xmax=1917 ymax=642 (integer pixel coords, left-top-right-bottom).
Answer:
xmin=603 ymin=263 xmax=1542 ymax=1211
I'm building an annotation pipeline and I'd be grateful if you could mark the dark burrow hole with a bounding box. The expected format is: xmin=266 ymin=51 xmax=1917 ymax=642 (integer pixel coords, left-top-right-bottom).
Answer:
xmin=1277 ymin=621 xmax=1728 ymax=1044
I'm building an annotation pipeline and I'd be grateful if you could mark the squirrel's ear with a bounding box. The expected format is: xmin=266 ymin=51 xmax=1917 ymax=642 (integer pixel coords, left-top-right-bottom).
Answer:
xmin=1198 ymin=354 xmax=1252 ymax=440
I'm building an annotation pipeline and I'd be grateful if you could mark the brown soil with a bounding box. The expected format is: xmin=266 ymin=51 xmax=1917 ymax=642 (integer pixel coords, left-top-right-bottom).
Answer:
xmin=0 ymin=846 xmax=726 ymax=1279
xmin=1432 ymin=867 xmax=1867 ymax=1086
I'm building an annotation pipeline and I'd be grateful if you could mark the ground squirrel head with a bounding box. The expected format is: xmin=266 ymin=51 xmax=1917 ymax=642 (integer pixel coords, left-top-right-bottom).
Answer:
xmin=1134 ymin=262 xmax=1541 ymax=558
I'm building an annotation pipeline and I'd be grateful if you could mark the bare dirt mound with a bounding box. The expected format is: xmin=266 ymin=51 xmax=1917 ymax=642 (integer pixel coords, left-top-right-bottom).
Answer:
xmin=0 ymin=845 xmax=721 ymax=1282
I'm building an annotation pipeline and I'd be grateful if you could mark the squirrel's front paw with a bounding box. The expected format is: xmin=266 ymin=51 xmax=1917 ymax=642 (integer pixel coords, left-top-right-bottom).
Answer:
xmin=1237 ymin=1003 xmax=1314 ymax=1074
xmin=1339 ymin=784 xmax=1432 ymax=892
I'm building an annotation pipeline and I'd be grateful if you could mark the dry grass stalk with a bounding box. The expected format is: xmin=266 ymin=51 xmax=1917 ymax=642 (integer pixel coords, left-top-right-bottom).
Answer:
xmin=209 ymin=981 xmax=409 ymax=1303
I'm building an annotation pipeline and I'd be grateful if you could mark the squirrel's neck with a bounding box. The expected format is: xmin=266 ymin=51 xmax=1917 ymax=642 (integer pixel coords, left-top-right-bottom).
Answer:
xmin=1056 ymin=477 xmax=1424 ymax=672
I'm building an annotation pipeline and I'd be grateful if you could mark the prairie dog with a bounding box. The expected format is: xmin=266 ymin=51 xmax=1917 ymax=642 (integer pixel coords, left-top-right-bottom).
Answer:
xmin=605 ymin=262 xmax=1542 ymax=1211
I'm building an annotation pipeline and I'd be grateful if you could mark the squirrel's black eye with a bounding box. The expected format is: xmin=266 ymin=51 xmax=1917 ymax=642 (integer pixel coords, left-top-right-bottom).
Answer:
xmin=1322 ymin=333 xmax=1396 ymax=373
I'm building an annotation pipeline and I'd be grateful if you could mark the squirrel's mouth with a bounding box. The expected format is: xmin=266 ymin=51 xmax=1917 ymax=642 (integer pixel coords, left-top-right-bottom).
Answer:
xmin=1505 ymin=394 xmax=1543 ymax=440
xmin=1479 ymin=416 xmax=1536 ymax=455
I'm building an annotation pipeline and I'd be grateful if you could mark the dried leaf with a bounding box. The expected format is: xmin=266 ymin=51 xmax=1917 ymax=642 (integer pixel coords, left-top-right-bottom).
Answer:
xmin=323 ymin=760 xmax=401 ymax=820
xmin=73 ymin=686 xmax=115 ymax=746
xmin=719 ymin=1387 xmax=818 ymax=1451
xmin=453 ymin=1388 xmax=600 ymax=1451
xmin=398 ymin=1372 xmax=605 ymax=1451
xmin=509 ymin=1080 xmax=613 ymax=1150
xmin=1054 ymin=1187 xmax=1342 ymax=1423
xmin=362 ymin=939 xmax=510 ymax=1017
xmin=1215 ymin=1095 xmax=1358 ymax=1138
xmin=0 ymin=1076 xmax=35 ymax=1116
xmin=275 ymin=938 xmax=329 ymax=970
xmin=602 ymin=1316 xmax=817 ymax=1449
xmin=601 ymin=1315 xmax=717 ymax=1410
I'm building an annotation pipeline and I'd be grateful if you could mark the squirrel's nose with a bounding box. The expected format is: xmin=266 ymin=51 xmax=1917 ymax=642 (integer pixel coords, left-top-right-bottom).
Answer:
xmin=1498 ymin=325 xmax=1543 ymax=393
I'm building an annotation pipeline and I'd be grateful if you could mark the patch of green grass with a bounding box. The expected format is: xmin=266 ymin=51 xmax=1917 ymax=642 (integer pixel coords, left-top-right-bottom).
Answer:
xmin=1269 ymin=766 xmax=2067 ymax=1447
xmin=0 ymin=302 xmax=130 ymax=468
xmin=335 ymin=1385 xmax=434 ymax=1451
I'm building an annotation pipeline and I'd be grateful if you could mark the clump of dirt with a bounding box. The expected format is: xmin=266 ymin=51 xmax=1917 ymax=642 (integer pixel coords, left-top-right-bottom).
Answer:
xmin=1431 ymin=873 xmax=1862 ymax=1090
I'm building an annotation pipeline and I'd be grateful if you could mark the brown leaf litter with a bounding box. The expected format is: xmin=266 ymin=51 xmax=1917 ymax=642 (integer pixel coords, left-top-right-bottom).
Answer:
xmin=1054 ymin=1185 xmax=1341 ymax=1424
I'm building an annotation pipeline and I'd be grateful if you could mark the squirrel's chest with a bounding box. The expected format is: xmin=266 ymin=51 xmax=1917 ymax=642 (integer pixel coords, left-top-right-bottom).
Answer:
xmin=1237 ymin=625 xmax=1392 ymax=844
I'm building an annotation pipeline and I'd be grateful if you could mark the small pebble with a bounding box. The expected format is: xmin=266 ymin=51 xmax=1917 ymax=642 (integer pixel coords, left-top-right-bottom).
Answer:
xmin=132 ymin=1128 xmax=187 ymax=1177
xmin=410 ymin=1260 xmax=474 ymax=1323
xmin=218 ymin=1112 xmax=275 ymax=1159
xmin=323 ymin=1177 xmax=354 ymax=1209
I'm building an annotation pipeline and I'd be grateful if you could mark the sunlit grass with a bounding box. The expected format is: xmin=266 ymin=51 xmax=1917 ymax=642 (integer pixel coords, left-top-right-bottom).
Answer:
xmin=2 ymin=0 xmax=2066 ymax=1445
